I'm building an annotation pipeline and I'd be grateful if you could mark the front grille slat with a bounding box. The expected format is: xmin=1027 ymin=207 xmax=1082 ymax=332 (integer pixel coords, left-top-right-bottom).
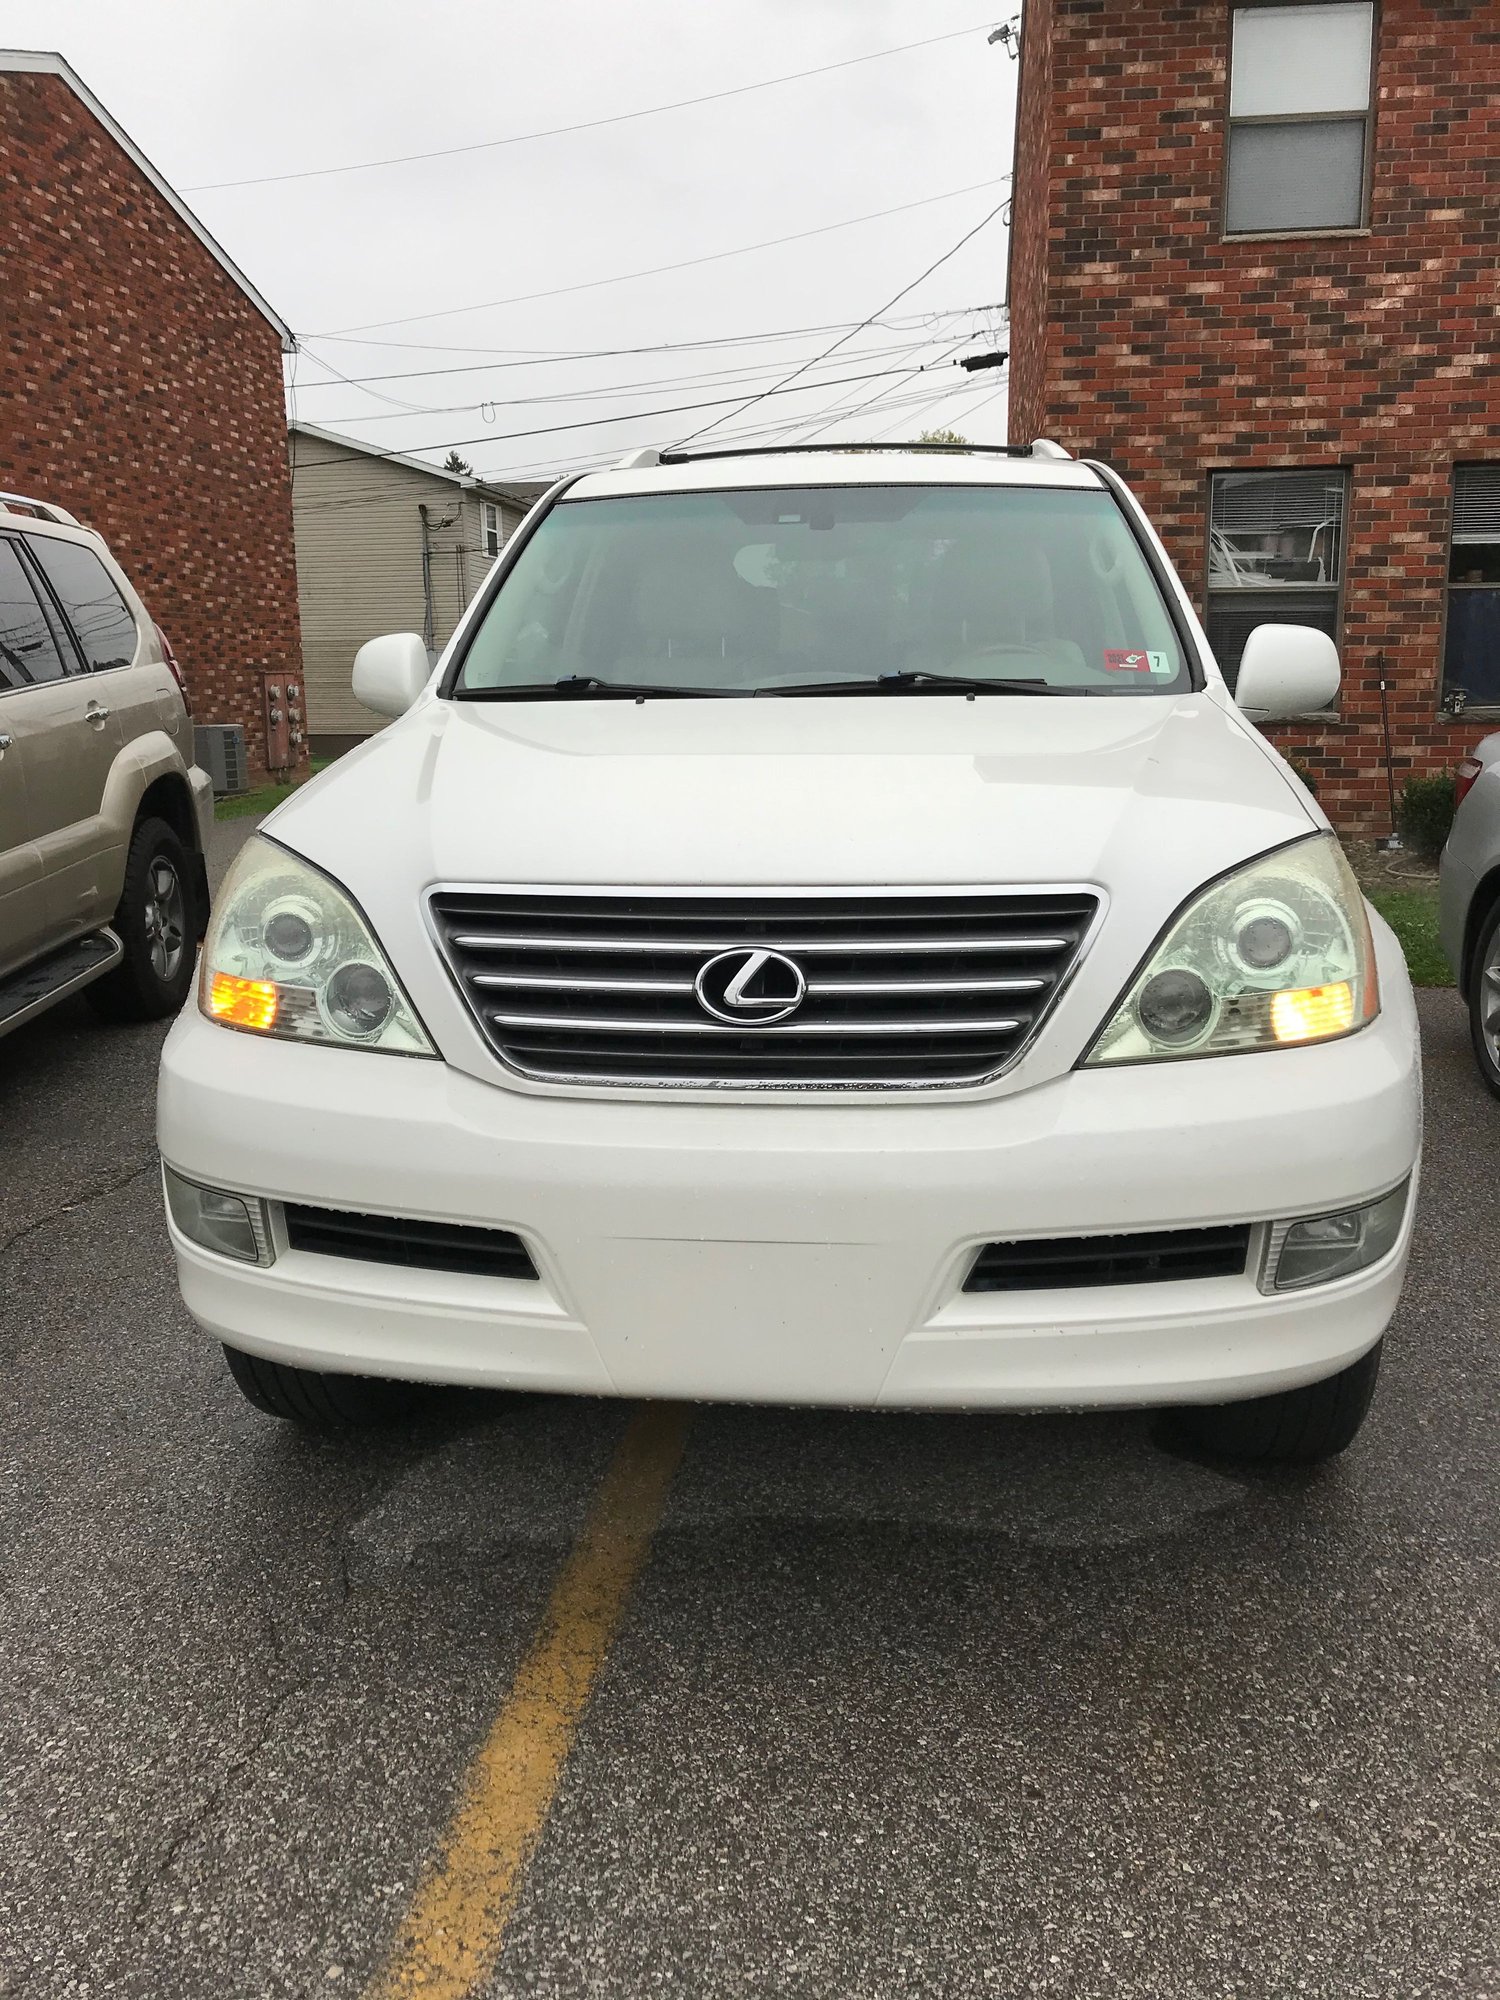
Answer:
xmin=472 ymin=972 xmax=697 ymax=995
xmin=450 ymin=931 xmax=1075 ymax=957
xmin=808 ymin=975 xmax=1048 ymax=997
xmin=431 ymin=889 xmax=1099 ymax=1089
xmin=487 ymin=1009 xmax=1028 ymax=1038
xmin=965 ymin=1225 xmax=1251 ymax=1293
xmin=283 ymin=1202 xmax=538 ymax=1281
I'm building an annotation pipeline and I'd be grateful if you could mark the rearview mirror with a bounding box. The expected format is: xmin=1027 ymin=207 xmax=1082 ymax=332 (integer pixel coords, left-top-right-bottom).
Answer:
xmin=1233 ymin=624 xmax=1341 ymax=721
xmin=352 ymin=632 xmax=431 ymax=719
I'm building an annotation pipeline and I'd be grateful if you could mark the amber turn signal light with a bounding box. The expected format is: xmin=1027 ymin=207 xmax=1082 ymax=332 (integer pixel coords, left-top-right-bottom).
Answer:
xmin=1270 ymin=981 xmax=1354 ymax=1044
xmin=207 ymin=972 xmax=279 ymax=1032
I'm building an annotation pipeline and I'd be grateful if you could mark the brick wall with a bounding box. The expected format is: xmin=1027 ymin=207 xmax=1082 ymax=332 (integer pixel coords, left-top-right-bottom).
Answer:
xmin=0 ymin=70 xmax=304 ymax=784
xmin=1008 ymin=0 xmax=1500 ymax=832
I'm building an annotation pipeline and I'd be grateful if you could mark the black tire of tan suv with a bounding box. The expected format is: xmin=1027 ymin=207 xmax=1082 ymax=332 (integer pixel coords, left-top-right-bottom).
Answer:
xmin=87 ymin=816 xmax=198 ymax=1023
xmin=222 ymin=1345 xmax=419 ymax=1432
xmin=1465 ymin=901 xmax=1500 ymax=1101
xmin=1168 ymin=1338 xmax=1383 ymax=1466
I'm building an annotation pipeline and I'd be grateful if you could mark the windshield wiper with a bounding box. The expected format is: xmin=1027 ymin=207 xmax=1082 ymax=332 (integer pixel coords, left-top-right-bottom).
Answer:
xmin=760 ymin=671 xmax=1075 ymax=697
xmin=458 ymin=675 xmax=748 ymax=700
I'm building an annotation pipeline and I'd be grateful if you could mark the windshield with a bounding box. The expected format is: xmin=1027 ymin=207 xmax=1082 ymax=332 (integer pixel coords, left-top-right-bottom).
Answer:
xmin=453 ymin=484 xmax=1193 ymax=697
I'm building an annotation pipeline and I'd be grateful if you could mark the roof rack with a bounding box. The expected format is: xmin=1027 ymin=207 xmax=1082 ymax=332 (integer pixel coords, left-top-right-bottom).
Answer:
xmin=614 ymin=440 xmax=1074 ymax=471
xmin=0 ymin=491 xmax=81 ymax=526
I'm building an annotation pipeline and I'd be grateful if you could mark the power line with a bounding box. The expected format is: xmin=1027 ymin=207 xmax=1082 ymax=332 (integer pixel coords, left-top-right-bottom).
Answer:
xmin=290 ymin=368 xmax=1004 ymax=512
xmin=288 ymin=361 xmax=970 ymax=470
xmin=294 ymin=331 xmax=973 ymax=426
xmin=790 ymin=322 xmax=976 ymax=444
xmin=467 ymin=373 xmax=1011 ymax=485
xmin=184 ymin=21 xmax=1006 ymax=193
xmin=293 ymin=385 xmax=993 ymax=508
xmin=291 ymin=306 xmax=1000 ymax=384
xmin=671 ymin=190 xmax=1012 ymax=449
xmin=867 ymin=369 xmax=1008 ymax=441
xmin=318 ymin=177 xmax=1009 ymax=336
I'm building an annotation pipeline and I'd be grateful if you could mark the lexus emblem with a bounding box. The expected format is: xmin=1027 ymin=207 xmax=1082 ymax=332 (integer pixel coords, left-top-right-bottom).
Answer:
xmin=694 ymin=947 xmax=807 ymax=1025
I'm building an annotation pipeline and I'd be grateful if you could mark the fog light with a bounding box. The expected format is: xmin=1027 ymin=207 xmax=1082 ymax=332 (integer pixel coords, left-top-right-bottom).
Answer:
xmin=163 ymin=1166 xmax=272 ymax=1264
xmin=1263 ymin=1182 xmax=1408 ymax=1292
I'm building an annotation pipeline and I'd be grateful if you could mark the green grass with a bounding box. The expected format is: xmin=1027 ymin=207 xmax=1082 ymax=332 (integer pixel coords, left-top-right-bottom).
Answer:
xmin=1367 ymin=888 xmax=1453 ymax=988
xmin=215 ymin=757 xmax=331 ymax=821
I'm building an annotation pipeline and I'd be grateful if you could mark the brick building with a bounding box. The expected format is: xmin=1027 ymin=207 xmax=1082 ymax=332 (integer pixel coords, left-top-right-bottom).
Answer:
xmin=1007 ymin=1 xmax=1500 ymax=831
xmin=0 ymin=48 xmax=304 ymax=783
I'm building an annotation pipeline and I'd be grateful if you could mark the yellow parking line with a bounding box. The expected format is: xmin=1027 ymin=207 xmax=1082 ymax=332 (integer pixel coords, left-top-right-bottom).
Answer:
xmin=367 ymin=1402 xmax=691 ymax=2000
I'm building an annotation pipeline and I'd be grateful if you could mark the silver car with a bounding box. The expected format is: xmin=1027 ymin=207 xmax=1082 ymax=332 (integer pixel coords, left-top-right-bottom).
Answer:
xmin=1440 ymin=730 xmax=1500 ymax=1095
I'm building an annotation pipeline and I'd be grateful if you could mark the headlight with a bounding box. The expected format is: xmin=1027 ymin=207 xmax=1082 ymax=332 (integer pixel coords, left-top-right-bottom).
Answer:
xmin=1086 ymin=833 xmax=1378 ymax=1065
xmin=199 ymin=835 xmax=435 ymax=1056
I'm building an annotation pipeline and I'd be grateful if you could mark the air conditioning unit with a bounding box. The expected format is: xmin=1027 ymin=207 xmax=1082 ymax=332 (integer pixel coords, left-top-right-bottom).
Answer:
xmin=195 ymin=723 xmax=248 ymax=795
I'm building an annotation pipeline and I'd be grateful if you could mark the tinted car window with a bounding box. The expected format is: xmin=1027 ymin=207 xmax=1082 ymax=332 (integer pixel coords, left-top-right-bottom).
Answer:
xmin=0 ymin=537 xmax=69 ymax=686
xmin=457 ymin=486 xmax=1190 ymax=697
xmin=27 ymin=536 xmax=139 ymax=672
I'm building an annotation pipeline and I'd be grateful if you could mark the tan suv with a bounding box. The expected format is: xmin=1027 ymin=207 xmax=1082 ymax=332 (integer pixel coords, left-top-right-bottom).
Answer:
xmin=0 ymin=492 xmax=213 ymax=1037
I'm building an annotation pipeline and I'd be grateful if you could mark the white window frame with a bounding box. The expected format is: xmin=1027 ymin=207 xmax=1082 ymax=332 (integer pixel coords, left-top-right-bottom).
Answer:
xmin=1225 ymin=3 xmax=1377 ymax=238
xmin=481 ymin=501 xmax=501 ymax=559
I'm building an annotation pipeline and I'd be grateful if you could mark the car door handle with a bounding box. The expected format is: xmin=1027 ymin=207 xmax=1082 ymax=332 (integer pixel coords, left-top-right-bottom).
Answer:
xmin=85 ymin=701 xmax=111 ymax=726
xmin=0 ymin=731 xmax=12 ymax=752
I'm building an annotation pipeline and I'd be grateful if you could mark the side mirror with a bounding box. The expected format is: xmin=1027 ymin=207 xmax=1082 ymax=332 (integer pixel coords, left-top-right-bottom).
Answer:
xmin=352 ymin=632 xmax=431 ymax=719
xmin=1234 ymin=624 xmax=1341 ymax=721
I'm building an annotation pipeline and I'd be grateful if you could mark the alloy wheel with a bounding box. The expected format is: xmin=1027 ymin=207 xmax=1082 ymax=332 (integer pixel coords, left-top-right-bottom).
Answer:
xmin=144 ymin=855 xmax=186 ymax=983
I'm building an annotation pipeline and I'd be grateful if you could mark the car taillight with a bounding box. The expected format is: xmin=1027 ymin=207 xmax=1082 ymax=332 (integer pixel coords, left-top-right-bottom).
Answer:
xmin=155 ymin=624 xmax=191 ymax=716
xmin=1456 ymin=757 xmax=1483 ymax=809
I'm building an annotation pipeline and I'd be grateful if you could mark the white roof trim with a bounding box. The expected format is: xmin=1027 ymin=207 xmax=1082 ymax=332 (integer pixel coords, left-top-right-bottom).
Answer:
xmin=0 ymin=48 xmax=295 ymax=351
xmin=288 ymin=421 xmax=527 ymax=502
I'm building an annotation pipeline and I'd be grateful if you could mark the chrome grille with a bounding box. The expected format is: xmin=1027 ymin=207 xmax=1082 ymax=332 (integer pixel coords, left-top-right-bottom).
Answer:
xmin=428 ymin=889 xmax=1101 ymax=1089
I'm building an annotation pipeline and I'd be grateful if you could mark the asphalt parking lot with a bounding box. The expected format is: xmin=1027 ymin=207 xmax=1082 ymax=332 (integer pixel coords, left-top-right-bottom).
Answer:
xmin=2 ymin=829 xmax=1496 ymax=2000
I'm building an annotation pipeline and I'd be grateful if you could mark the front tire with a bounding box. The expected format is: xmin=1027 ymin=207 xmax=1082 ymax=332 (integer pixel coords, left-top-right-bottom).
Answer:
xmin=1466 ymin=901 xmax=1500 ymax=1101
xmin=88 ymin=815 xmax=197 ymax=1022
xmin=1169 ymin=1339 xmax=1383 ymax=1466
xmin=222 ymin=1345 xmax=418 ymax=1433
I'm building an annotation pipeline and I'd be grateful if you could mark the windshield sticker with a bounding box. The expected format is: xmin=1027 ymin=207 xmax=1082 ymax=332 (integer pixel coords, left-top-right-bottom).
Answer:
xmin=1104 ymin=649 xmax=1173 ymax=675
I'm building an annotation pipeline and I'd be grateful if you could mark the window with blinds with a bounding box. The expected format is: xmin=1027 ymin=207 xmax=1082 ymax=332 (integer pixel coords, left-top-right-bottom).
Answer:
xmin=1207 ymin=469 xmax=1347 ymax=694
xmin=1445 ymin=467 xmax=1500 ymax=704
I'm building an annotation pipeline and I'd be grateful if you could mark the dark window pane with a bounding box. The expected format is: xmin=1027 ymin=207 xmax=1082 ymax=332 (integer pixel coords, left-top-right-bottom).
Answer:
xmin=26 ymin=537 xmax=138 ymax=672
xmin=1444 ymin=589 xmax=1500 ymax=703
xmin=0 ymin=538 xmax=68 ymax=685
xmin=1211 ymin=470 xmax=1346 ymax=589
xmin=1226 ymin=120 xmax=1367 ymax=234
xmin=1208 ymin=589 xmax=1339 ymax=693
xmin=1451 ymin=467 xmax=1500 ymax=582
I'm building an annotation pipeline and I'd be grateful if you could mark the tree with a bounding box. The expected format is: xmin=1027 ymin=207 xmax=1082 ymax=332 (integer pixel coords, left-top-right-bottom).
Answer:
xmin=443 ymin=450 xmax=473 ymax=475
xmin=917 ymin=428 xmax=969 ymax=446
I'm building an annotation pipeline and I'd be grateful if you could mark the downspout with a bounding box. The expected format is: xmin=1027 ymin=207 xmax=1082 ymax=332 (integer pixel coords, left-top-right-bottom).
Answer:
xmin=419 ymin=503 xmax=436 ymax=658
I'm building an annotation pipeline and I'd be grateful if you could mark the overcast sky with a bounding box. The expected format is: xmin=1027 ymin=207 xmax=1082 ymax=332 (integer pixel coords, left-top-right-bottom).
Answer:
xmin=0 ymin=0 xmax=1018 ymax=483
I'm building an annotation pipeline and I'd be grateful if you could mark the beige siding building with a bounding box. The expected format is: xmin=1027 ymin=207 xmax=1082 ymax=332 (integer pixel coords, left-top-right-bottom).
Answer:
xmin=289 ymin=422 xmax=543 ymax=753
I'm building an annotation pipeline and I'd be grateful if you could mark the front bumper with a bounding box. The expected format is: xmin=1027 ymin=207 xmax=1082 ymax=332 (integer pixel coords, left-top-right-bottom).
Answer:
xmin=158 ymin=924 xmax=1421 ymax=1411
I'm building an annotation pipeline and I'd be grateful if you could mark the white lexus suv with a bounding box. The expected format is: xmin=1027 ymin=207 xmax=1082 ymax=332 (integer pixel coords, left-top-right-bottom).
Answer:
xmin=158 ymin=442 xmax=1421 ymax=1463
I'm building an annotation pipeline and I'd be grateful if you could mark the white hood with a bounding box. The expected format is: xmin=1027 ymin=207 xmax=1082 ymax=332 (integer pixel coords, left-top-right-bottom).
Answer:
xmin=276 ymin=691 xmax=1313 ymax=893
